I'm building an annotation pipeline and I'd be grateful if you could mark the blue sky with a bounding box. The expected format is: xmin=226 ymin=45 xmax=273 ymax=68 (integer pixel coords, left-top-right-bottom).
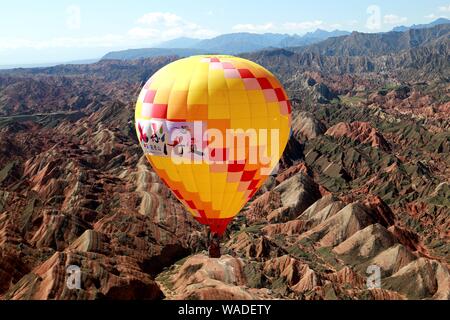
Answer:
xmin=0 ymin=0 xmax=449 ymax=65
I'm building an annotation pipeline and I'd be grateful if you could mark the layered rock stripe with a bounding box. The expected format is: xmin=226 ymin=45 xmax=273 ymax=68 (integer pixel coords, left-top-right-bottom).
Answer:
xmin=135 ymin=56 xmax=292 ymax=234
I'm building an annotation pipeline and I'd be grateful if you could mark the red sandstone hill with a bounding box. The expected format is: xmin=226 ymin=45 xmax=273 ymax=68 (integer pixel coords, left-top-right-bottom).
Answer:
xmin=325 ymin=122 xmax=392 ymax=152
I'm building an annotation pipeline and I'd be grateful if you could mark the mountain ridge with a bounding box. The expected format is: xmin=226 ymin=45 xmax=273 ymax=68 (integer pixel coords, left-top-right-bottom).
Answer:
xmin=101 ymin=19 xmax=449 ymax=61
xmin=392 ymin=17 xmax=450 ymax=32
xmin=102 ymin=29 xmax=351 ymax=60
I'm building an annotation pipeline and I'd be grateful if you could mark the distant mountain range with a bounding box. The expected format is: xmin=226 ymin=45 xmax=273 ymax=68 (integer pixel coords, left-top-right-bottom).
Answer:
xmin=189 ymin=29 xmax=351 ymax=52
xmin=245 ymin=23 xmax=449 ymax=82
xmin=102 ymin=19 xmax=449 ymax=61
xmin=0 ymin=59 xmax=100 ymax=70
xmin=294 ymin=23 xmax=450 ymax=56
xmin=392 ymin=17 xmax=450 ymax=32
xmin=102 ymin=48 xmax=207 ymax=61
xmin=102 ymin=29 xmax=351 ymax=60
xmin=156 ymin=37 xmax=203 ymax=49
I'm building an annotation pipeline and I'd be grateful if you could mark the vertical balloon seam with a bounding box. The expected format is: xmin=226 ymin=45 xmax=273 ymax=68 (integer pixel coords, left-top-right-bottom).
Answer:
xmin=215 ymin=57 xmax=231 ymax=217
xmin=166 ymin=59 xmax=192 ymax=217
xmin=265 ymin=81 xmax=275 ymax=175
xmin=242 ymin=69 xmax=256 ymax=205
xmin=218 ymin=57 xmax=236 ymax=219
xmin=255 ymin=78 xmax=267 ymax=183
xmin=221 ymin=57 xmax=243 ymax=219
xmin=205 ymin=57 xmax=212 ymax=220
xmin=251 ymin=66 xmax=275 ymax=201
xmin=187 ymin=58 xmax=206 ymax=220
xmin=169 ymin=57 xmax=199 ymax=219
xmin=181 ymin=57 xmax=201 ymax=217
xmin=218 ymin=58 xmax=233 ymax=219
xmin=206 ymin=57 xmax=224 ymax=220
xmin=235 ymin=58 xmax=253 ymax=207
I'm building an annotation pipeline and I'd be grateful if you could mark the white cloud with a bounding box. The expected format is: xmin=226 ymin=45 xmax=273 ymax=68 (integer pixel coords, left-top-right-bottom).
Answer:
xmin=283 ymin=20 xmax=324 ymax=31
xmin=232 ymin=23 xmax=275 ymax=32
xmin=329 ymin=23 xmax=343 ymax=30
xmin=232 ymin=20 xmax=345 ymax=34
xmin=130 ymin=12 xmax=217 ymax=40
xmin=137 ymin=12 xmax=183 ymax=27
xmin=128 ymin=27 xmax=160 ymax=40
xmin=439 ymin=5 xmax=450 ymax=12
xmin=0 ymin=34 xmax=125 ymax=50
xmin=423 ymin=4 xmax=449 ymax=20
xmin=66 ymin=5 xmax=81 ymax=30
xmin=232 ymin=20 xmax=343 ymax=34
xmin=383 ymin=14 xmax=408 ymax=25
xmin=0 ymin=11 xmax=217 ymax=51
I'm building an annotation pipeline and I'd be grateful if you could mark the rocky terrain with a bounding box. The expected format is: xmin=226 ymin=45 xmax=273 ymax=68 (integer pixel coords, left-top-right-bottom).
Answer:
xmin=0 ymin=24 xmax=448 ymax=300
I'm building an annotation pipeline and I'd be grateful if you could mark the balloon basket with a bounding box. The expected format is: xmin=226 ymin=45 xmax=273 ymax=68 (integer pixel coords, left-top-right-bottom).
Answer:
xmin=208 ymin=232 xmax=222 ymax=259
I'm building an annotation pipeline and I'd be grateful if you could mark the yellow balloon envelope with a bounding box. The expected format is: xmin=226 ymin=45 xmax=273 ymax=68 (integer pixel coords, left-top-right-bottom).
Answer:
xmin=135 ymin=55 xmax=291 ymax=235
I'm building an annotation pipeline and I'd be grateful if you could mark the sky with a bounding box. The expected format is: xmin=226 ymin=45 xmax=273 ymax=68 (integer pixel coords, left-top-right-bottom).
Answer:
xmin=0 ymin=0 xmax=449 ymax=65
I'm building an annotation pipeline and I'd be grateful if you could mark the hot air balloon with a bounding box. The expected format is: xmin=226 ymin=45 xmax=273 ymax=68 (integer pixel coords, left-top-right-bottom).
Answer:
xmin=135 ymin=55 xmax=291 ymax=257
